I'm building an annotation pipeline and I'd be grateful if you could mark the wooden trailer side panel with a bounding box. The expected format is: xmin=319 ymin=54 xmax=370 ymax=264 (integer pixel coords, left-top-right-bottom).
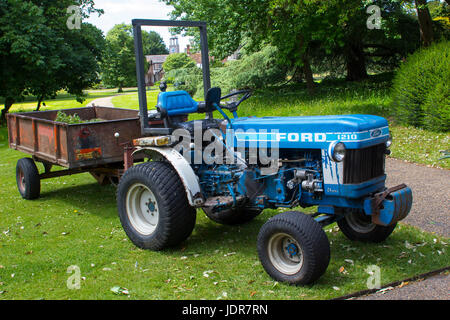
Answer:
xmin=6 ymin=107 xmax=141 ymax=169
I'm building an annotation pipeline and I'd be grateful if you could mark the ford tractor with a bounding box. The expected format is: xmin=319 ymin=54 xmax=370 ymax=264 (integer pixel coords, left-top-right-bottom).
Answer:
xmin=115 ymin=19 xmax=413 ymax=285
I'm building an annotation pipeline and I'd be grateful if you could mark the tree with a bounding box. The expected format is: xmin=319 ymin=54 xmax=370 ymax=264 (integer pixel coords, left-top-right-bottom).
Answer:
xmin=101 ymin=24 xmax=137 ymax=92
xmin=164 ymin=0 xmax=421 ymax=86
xmin=415 ymin=0 xmax=435 ymax=46
xmin=162 ymin=53 xmax=196 ymax=73
xmin=0 ymin=0 xmax=104 ymax=122
xmin=142 ymin=31 xmax=169 ymax=55
xmin=100 ymin=25 xmax=164 ymax=92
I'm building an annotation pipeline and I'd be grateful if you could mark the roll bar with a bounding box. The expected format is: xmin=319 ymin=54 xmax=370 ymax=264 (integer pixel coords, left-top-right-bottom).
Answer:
xmin=132 ymin=19 xmax=212 ymax=135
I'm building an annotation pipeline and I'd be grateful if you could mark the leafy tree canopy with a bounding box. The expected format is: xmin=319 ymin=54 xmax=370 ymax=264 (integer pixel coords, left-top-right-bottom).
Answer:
xmin=162 ymin=53 xmax=197 ymax=73
xmin=163 ymin=0 xmax=422 ymax=83
xmin=101 ymin=24 xmax=136 ymax=92
xmin=142 ymin=30 xmax=169 ymax=55
xmin=101 ymin=24 xmax=166 ymax=91
xmin=0 ymin=0 xmax=105 ymax=119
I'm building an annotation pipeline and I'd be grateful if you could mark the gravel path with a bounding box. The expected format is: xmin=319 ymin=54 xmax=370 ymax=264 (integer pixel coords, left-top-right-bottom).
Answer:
xmin=357 ymin=271 xmax=449 ymax=300
xmin=385 ymin=158 xmax=450 ymax=237
xmin=86 ymin=91 xmax=136 ymax=108
xmin=356 ymin=158 xmax=449 ymax=300
xmin=86 ymin=95 xmax=117 ymax=107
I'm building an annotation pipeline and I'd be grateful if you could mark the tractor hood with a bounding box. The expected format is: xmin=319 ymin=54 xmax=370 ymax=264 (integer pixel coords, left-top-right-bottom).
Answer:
xmin=229 ymin=114 xmax=389 ymax=149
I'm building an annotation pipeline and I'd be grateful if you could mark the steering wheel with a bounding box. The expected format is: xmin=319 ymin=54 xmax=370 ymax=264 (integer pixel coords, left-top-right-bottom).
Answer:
xmin=220 ymin=90 xmax=252 ymax=113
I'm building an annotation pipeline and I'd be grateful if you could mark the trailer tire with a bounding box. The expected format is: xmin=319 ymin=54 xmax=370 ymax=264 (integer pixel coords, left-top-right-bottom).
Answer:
xmin=16 ymin=158 xmax=40 ymax=200
xmin=203 ymin=207 xmax=262 ymax=225
xmin=337 ymin=209 xmax=396 ymax=243
xmin=117 ymin=161 xmax=196 ymax=250
xmin=257 ymin=211 xmax=330 ymax=285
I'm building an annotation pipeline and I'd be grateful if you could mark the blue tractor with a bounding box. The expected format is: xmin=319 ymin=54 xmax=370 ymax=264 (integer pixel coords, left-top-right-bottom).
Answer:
xmin=117 ymin=19 xmax=413 ymax=285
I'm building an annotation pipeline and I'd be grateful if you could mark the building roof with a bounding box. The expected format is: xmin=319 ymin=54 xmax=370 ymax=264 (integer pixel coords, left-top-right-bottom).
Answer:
xmin=189 ymin=52 xmax=202 ymax=65
xmin=146 ymin=55 xmax=169 ymax=64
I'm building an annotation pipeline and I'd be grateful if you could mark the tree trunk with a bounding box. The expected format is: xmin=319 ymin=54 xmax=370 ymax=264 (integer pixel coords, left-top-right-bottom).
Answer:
xmin=35 ymin=96 xmax=43 ymax=111
xmin=118 ymin=86 xmax=123 ymax=93
xmin=1 ymin=97 xmax=14 ymax=124
xmin=415 ymin=0 xmax=434 ymax=47
xmin=345 ymin=42 xmax=368 ymax=81
xmin=302 ymin=55 xmax=315 ymax=95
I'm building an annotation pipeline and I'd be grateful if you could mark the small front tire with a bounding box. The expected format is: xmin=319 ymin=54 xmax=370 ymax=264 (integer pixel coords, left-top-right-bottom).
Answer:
xmin=257 ymin=211 xmax=330 ymax=285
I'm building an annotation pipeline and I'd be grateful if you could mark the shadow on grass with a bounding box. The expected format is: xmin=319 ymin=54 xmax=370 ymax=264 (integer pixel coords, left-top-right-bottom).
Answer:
xmin=39 ymin=180 xmax=117 ymax=218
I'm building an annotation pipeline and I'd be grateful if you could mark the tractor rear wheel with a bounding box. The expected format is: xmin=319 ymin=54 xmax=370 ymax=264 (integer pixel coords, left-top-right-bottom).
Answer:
xmin=117 ymin=161 xmax=196 ymax=250
xmin=257 ymin=211 xmax=330 ymax=285
xmin=203 ymin=207 xmax=262 ymax=225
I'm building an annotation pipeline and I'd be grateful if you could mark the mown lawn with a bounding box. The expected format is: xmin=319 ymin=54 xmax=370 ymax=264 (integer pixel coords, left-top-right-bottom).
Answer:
xmin=0 ymin=76 xmax=449 ymax=300
xmin=0 ymin=88 xmax=138 ymax=114
xmin=0 ymin=133 xmax=448 ymax=300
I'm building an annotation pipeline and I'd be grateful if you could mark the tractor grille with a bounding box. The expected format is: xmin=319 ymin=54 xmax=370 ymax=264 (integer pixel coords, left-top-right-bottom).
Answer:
xmin=343 ymin=144 xmax=386 ymax=184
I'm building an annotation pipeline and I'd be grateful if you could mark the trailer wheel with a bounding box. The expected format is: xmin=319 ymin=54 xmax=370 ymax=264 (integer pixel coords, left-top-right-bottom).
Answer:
xmin=16 ymin=158 xmax=40 ymax=200
xmin=117 ymin=161 xmax=196 ymax=250
xmin=337 ymin=209 xmax=396 ymax=243
xmin=257 ymin=211 xmax=330 ymax=285
xmin=203 ymin=207 xmax=262 ymax=225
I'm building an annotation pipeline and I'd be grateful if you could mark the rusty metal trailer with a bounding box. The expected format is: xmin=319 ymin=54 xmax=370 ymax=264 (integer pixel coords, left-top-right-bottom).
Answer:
xmin=7 ymin=106 xmax=145 ymax=199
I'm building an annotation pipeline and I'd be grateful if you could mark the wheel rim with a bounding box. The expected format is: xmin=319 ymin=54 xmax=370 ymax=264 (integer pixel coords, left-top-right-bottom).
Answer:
xmin=17 ymin=169 xmax=25 ymax=193
xmin=126 ymin=183 xmax=159 ymax=236
xmin=345 ymin=210 xmax=376 ymax=234
xmin=267 ymin=233 xmax=303 ymax=275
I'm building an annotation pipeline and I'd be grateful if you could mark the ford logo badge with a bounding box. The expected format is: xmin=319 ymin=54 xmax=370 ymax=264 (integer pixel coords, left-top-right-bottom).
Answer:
xmin=371 ymin=129 xmax=381 ymax=137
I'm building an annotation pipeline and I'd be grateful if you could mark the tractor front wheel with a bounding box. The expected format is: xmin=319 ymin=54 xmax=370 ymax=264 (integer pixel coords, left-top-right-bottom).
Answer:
xmin=257 ymin=211 xmax=330 ymax=285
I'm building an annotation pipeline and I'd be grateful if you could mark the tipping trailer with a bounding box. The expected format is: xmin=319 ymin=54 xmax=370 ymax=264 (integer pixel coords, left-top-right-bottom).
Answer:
xmin=7 ymin=106 xmax=145 ymax=198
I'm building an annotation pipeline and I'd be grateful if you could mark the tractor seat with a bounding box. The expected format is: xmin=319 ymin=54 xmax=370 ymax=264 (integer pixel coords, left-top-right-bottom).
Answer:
xmin=157 ymin=90 xmax=198 ymax=116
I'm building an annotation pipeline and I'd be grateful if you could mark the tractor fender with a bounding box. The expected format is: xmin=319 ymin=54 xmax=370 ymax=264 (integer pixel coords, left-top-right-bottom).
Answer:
xmin=132 ymin=147 xmax=204 ymax=207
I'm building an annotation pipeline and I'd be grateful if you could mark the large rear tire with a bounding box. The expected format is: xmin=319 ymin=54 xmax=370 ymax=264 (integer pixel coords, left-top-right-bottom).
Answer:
xmin=117 ymin=161 xmax=196 ymax=250
xmin=337 ymin=209 xmax=396 ymax=243
xmin=257 ymin=211 xmax=330 ymax=285
xmin=203 ymin=206 xmax=262 ymax=225
xmin=16 ymin=158 xmax=40 ymax=200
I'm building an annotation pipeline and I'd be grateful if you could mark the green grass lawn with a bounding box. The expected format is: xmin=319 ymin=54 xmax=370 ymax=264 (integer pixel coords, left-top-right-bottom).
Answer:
xmin=0 ymin=131 xmax=448 ymax=299
xmin=0 ymin=77 xmax=449 ymax=299
xmin=0 ymin=88 xmax=138 ymax=114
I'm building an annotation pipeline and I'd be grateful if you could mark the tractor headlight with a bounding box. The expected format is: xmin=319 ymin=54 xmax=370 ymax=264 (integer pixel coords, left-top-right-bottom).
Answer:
xmin=329 ymin=141 xmax=346 ymax=162
xmin=386 ymin=133 xmax=393 ymax=148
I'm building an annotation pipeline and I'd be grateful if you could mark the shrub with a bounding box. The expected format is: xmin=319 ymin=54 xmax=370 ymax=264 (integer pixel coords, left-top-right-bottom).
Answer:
xmin=164 ymin=46 xmax=287 ymax=99
xmin=392 ymin=41 xmax=450 ymax=131
xmin=423 ymin=81 xmax=450 ymax=131
xmin=162 ymin=53 xmax=196 ymax=73
xmin=165 ymin=67 xmax=202 ymax=96
xmin=195 ymin=46 xmax=288 ymax=98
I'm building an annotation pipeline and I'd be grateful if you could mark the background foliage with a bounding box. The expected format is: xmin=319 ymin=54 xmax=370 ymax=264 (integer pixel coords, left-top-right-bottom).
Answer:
xmin=392 ymin=40 xmax=449 ymax=131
